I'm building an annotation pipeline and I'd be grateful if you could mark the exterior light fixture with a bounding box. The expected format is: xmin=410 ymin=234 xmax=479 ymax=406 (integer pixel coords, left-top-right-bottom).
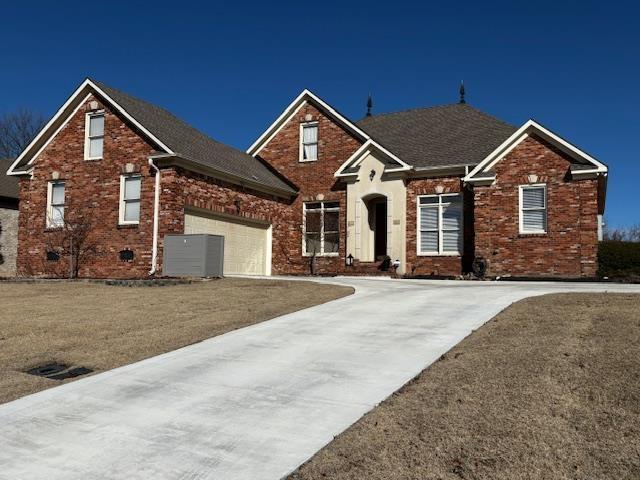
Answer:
xmin=346 ymin=253 xmax=354 ymax=266
xmin=369 ymin=169 xmax=376 ymax=181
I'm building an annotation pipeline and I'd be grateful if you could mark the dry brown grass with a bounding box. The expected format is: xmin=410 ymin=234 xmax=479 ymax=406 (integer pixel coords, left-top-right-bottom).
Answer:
xmin=289 ymin=293 xmax=640 ymax=480
xmin=0 ymin=278 xmax=352 ymax=405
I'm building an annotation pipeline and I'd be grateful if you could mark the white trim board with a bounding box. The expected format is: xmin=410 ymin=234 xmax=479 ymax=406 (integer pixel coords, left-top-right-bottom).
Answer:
xmin=8 ymin=78 xmax=174 ymax=176
xmin=247 ymin=89 xmax=371 ymax=156
xmin=334 ymin=139 xmax=412 ymax=178
xmin=464 ymin=119 xmax=608 ymax=183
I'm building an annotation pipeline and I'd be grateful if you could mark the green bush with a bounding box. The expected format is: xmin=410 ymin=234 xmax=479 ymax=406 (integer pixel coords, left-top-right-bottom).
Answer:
xmin=598 ymin=241 xmax=640 ymax=280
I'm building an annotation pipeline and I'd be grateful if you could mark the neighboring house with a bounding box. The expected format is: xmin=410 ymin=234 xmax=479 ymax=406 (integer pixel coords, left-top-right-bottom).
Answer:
xmin=0 ymin=158 xmax=19 ymax=277
xmin=7 ymin=79 xmax=607 ymax=279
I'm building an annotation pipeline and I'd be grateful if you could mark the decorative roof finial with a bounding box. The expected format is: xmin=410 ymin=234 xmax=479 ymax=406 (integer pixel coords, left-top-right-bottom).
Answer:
xmin=459 ymin=80 xmax=466 ymax=104
xmin=366 ymin=93 xmax=373 ymax=117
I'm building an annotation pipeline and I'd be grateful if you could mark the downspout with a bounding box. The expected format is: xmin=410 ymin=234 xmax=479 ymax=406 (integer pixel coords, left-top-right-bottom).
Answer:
xmin=148 ymin=158 xmax=161 ymax=276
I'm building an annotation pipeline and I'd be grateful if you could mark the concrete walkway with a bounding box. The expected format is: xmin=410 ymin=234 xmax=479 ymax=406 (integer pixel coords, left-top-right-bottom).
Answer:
xmin=1 ymin=278 xmax=639 ymax=480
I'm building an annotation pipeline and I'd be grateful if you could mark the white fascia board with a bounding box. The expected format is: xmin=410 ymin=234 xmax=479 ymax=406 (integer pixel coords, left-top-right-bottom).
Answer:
xmin=334 ymin=139 xmax=412 ymax=178
xmin=463 ymin=119 xmax=608 ymax=183
xmin=7 ymin=80 xmax=93 ymax=175
xmin=247 ymin=89 xmax=371 ymax=156
xmin=8 ymin=78 xmax=174 ymax=175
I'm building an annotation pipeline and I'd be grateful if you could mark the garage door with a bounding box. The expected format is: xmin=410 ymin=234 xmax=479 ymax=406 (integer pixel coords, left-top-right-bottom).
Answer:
xmin=184 ymin=211 xmax=271 ymax=276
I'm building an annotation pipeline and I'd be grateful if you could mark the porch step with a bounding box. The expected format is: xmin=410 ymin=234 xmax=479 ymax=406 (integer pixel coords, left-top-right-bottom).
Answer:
xmin=344 ymin=260 xmax=395 ymax=276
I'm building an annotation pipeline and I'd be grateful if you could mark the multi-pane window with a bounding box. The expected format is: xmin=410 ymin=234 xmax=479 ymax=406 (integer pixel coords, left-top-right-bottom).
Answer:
xmin=47 ymin=181 xmax=65 ymax=228
xmin=300 ymin=123 xmax=318 ymax=161
xmin=120 ymin=175 xmax=141 ymax=224
xmin=418 ymin=194 xmax=463 ymax=255
xmin=85 ymin=113 xmax=105 ymax=159
xmin=303 ymin=201 xmax=339 ymax=255
xmin=520 ymin=184 xmax=547 ymax=233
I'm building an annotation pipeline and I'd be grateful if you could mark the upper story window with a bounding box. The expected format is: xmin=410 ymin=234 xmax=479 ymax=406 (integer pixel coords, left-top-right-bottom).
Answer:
xmin=519 ymin=184 xmax=547 ymax=234
xmin=418 ymin=193 xmax=463 ymax=255
xmin=119 ymin=175 xmax=141 ymax=224
xmin=300 ymin=122 xmax=318 ymax=162
xmin=85 ymin=112 xmax=105 ymax=160
xmin=46 ymin=181 xmax=65 ymax=228
xmin=303 ymin=201 xmax=339 ymax=256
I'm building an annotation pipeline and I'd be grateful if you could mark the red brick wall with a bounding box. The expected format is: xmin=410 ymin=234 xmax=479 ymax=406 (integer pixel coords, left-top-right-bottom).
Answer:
xmin=473 ymin=135 xmax=599 ymax=278
xmin=256 ymin=102 xmax=363 ymax=273
xmin=157 ymin=168 xmax=295 ymax=275
xmin=16 ymin=94 xmax=161 ymax=278
xmin=15 ymin=94 xmax=297 ymax=278
xmin=405 ymin=176 xmax=472 ymax=276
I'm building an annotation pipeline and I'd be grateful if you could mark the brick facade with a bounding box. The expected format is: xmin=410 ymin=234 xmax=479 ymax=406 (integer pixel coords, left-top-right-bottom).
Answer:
xmin=256 ymin=102 xmax=363 ymax=274
xmin=16 ymin=94 xmax=296 ymax=279
xmin=14 ymin=91 xmax=602 ymax=280
xmin=473 ymin=135 xmax=599 ymax=278
xmin=405 ymin=176 xmax=474 ymax=277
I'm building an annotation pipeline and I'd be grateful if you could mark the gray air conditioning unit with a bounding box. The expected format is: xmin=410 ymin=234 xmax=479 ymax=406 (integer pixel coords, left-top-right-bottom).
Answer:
xmin=163 ymin=234 xmax=224 ymax=278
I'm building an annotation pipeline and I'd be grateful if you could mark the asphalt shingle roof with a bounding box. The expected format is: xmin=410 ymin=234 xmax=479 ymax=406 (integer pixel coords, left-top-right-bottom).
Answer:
xmin=91 ymin=80 xmax=296 ymax=194
xmin=356 ymin=104 xmax=517 ymax=169
xmin=0 ymin=158 xmax=19 ymax=199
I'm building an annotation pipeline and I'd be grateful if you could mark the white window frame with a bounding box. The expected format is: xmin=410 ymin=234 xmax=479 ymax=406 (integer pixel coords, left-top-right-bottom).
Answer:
xmin=119 ymin=175 xmax=142 ymax=225
xmin=84 ymin=111 xmax=105 ymax=160
xmin=417 ymin=193 xmax=463 ymax=256
xmin=519 ymin=184 xmax=547 ymax=234
xmin=46 ymin=181 xmax=65 ymax=229
xmin=303 ymin=201 xmax=340 ymax=256
xmin=299 ymin=122 xmax=319 ymax=162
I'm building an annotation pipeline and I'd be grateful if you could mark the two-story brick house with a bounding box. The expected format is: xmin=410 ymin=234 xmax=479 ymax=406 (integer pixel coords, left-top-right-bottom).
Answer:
xmin=7 ymin=79 xmax=607 ymax=279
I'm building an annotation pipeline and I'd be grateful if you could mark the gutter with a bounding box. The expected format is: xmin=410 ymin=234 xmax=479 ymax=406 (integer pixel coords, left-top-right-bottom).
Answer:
xmin=148 ymin=156 xmax=163 ymax=276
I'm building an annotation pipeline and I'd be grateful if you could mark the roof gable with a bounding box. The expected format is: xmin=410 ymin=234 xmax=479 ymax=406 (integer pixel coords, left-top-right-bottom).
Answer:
xmin=247 ymin=89 xmax=371 ymax=156
xmin=463 ymin=119 xmax=608 ymax=183
xmin=8 ymin=79 xmax=296 ymax=196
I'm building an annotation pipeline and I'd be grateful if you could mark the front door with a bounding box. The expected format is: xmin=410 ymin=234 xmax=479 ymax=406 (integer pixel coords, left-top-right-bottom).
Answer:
xmin=374 ymin=201 xmax=387 ymax=260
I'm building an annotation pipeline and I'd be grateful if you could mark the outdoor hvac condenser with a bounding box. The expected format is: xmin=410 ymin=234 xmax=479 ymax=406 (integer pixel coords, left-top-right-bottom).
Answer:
xmin=163 ymin=234 xmax=224 ymax=278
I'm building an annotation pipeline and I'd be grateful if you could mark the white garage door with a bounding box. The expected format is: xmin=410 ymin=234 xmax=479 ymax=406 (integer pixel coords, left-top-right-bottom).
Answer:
xmin=184 ymin=211 xmax=271 ymax=276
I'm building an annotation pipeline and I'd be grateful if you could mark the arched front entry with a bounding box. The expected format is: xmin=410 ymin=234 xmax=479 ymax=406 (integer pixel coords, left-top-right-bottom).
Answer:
xmin=357 ymin=193 xmax=388 ymax=262
xmin=345 ymin=150 xmax=407 ymax=273
xmin=365 ymin=194 xmax=387 ymax=260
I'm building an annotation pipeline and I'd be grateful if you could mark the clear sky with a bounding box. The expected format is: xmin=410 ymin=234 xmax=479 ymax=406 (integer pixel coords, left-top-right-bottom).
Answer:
xmin=1 ymin=1 xmax=637 ymax=227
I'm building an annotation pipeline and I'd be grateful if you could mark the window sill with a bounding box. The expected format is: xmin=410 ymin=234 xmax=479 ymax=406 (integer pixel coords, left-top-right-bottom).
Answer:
xmin=84 ymin=157 xmax=103 ymax=161
xmin=518 ymin=232 xmax=547 ymax=238
xmin=44 ymin=226 xmax=64 ymax=232
xmin=303 ymin=253 xmax=340 ymax=258
xmin=117 ymin=223 xmax=140 ymax=229
xmin=417 ymin=253 xmax=461 ymax=257
xmin=299 ymin=159 xmax=318 ymax=163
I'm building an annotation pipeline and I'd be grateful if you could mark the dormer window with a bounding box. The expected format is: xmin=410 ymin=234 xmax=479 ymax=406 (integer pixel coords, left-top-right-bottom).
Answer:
xmin=300 ymin=122 xmax=318 ymax=162
xmin=85 ymin=112 xmax=104 ymax=160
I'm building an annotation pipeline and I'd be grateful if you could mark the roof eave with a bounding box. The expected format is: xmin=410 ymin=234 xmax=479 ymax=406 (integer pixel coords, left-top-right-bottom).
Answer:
xmin=153 ymin=154 xmax=297 ymax=199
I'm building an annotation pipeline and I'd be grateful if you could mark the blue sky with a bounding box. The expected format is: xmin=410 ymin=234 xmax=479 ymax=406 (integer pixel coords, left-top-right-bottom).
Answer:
xmin=1 ymin=1 xmax=638 ymax=227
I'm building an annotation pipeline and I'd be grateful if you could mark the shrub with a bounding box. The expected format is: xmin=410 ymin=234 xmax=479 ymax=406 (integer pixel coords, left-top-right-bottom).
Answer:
xmin=598 ymin=241 xmax=640 ymax=280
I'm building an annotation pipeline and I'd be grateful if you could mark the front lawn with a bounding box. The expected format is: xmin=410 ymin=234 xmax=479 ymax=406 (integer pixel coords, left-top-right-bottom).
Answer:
xmin=289 ymin=292 xmax=640 ymax=480
xmin=0 ymin=278 xmax=352 ymax=404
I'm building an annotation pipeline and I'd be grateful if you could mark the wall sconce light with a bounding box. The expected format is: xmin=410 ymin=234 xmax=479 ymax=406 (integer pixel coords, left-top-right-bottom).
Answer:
xmin=346 ymin=253 xmax=354 ymax=267
xmin=369 ymin=170 xmax=376 ymax=181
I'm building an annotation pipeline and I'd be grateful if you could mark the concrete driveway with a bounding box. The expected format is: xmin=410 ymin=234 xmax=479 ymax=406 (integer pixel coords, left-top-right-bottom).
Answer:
xmin=1 ymin=277 xmax=639 ymax=480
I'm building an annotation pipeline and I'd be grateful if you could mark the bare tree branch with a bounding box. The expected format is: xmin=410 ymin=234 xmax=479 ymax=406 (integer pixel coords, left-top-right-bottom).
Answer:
xmin=0 ymin=109 xmax=46 ymax=158
xmin=603 ymin=221 xmax=640 ymax=242
xmin=45 ymin=205 xmax=99 ymax=279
